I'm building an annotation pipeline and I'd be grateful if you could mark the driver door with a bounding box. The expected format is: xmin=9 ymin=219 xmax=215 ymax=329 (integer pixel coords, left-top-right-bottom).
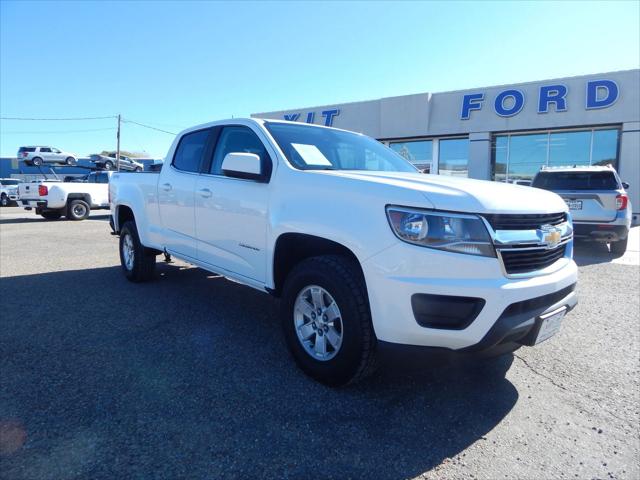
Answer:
xmin=195 ymin=125 xmax=272 ymax=282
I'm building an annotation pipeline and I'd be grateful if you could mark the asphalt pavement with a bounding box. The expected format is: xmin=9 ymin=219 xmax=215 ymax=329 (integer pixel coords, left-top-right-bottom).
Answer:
xmin=0 ymin=206 xmax=638 ymax=480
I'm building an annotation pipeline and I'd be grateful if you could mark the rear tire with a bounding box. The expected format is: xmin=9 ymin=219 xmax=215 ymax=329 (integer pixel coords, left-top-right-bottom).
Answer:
xmin=66 ymin=199 xmax=90 ymax=221
xmin=31 ymin=157 xmax=43 ymax=166
xmin=41 ymin=211 xmax=62 ymax=220
xmin=103 ymin=161 xmax=114 ymax=170
xmin=610 ymin=237 xmax=628 ymax=257
xmin=65 ymin=157 xmax=76 ymax=166
xmin=280 ymin=255 xmax=377 ymax=386
xmin=119 ymin=220 xmax=156 ymax=282
xmin=135 ymin=167 xmax=143 ymax=172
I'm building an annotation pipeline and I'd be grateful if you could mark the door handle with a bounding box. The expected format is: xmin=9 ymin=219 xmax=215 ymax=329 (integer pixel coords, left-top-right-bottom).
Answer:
xmin=161 ymin=183 xmax=172 ymax=192
xmin=198 ymin=188 xmax=212 ymax=198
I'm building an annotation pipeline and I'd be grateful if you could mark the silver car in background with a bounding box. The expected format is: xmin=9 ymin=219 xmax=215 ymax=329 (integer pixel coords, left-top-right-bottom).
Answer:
xmin=531 ymin=165 xmax=632 ymax=256
xmin=89 ymin=154 xmax=144 ymax=172
xmin=17 ymin=146 xmax=77 ymax=166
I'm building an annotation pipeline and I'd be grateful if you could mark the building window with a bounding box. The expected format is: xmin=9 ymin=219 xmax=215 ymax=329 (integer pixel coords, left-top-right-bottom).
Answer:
xmin=439 ymin=138 xmax=470 ymax=177
xmin=389 ymin=140 xmax=432 ymax=172
xmin=492 ymin=127 xmax=619 ymax=183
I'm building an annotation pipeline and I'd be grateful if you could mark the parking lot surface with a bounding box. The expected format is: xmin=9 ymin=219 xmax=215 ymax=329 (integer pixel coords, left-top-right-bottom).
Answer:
xmin=1 ymin=206 xmax=638 ymax=480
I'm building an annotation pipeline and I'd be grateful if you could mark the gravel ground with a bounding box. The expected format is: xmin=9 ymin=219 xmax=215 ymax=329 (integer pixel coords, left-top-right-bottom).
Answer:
xmin=0 ymin=206 xmax=638 ymax=480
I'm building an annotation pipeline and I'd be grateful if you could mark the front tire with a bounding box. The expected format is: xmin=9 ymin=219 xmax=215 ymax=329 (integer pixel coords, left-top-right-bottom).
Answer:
xmin=0 ymin=194 xmax=8 ymax=207
xmin=610 ymin=237 xmax=628 ymax=257
xmin=65 ymin=157 xmax=76 ymax=166
xmin=135 ymin=167 xmax=143 ymax=172
xmin=119 ymin=220 xmax=156 ymax=282
xmin=66 ymin=199 xmax=90 ymax=221
xmin=103 ymin=161 xmax=114 ymax=171
xmin=281 ymin=255 xmax=377 ymax=386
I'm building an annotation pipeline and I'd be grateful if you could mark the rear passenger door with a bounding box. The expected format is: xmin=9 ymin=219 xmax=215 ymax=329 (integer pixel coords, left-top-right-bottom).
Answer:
xmin=194 ymin=125 xmax=273 ymax=283
xmin=158 ymin=128 xmax=214 ymax=260
xmin=39 ymin=147 xmax=53 ymax=162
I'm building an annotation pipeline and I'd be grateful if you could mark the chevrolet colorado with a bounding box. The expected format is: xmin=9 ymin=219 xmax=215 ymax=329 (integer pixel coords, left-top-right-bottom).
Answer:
xmin=109 ymin=118 xmax=578 ymax=385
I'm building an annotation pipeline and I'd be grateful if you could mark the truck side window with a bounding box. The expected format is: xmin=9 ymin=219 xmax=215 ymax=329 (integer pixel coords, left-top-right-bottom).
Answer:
xmin=172 ymin=129 xmax=210 ymax=173
xmin=210 ymin=126 xmax=272 ymax=180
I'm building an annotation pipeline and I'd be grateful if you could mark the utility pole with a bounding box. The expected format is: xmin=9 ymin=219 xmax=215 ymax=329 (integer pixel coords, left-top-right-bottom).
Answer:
xmin=116 ymin=114 xmax=121 ymax=172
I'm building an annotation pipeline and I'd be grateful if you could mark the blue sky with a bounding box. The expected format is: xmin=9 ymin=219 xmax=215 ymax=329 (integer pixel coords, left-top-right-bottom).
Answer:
xmin=1 ymin=0 xmax=639 ymax=158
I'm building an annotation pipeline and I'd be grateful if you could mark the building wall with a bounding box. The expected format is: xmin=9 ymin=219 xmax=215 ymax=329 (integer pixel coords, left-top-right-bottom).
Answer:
xmin=253 ymin=69 xmax=640 ymax=223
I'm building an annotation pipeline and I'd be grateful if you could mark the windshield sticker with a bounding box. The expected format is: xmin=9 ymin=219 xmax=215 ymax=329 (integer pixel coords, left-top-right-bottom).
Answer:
xmin=291 ymin=143 xmax=332 ymax=166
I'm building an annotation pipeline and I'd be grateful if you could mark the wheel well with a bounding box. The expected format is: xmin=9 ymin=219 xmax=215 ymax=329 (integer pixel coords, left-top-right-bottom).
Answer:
xmin=67 ymin=193 xmax=91 ymax=205
xmin=272 ymin=233 xmax=363 ymax=297
xmin=116 ymin=205 xmax=135 ymax=231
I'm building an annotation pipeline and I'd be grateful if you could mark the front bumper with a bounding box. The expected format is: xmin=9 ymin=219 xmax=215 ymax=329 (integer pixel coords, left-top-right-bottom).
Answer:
xmin=362 ymin=241 xmax=578 ymax=352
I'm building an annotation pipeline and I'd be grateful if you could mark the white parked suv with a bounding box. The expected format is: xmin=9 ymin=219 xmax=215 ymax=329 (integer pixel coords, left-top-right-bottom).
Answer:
xmin=18 ymin=146 xmax=77 ymax=166
xmin=19 ymin=171 xmax=112 ymax=220
xmin=109 ymin=118 xmax=578 ymax=385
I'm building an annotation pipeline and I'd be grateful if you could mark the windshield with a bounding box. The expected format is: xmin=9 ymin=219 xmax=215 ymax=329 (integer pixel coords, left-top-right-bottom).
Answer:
xmin=1 ymin=180 xmax=20 ymax=186
xmin=532 ymin=171 xmax=620 ymax=191
xmin=265 ymin=122 xmax=417 ymax=172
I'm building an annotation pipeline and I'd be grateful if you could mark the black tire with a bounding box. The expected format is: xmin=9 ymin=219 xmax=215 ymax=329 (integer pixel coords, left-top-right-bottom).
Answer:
xmin=610 ymin=237 xmax=628 ymax=257
xmin=41 ymin=211 xmax=62 ymax=220
xmin=280 ymin=254 xmax=377 ymax=386
xmin=66 ymin=199 xmax=90 ymax=221
xmin=135 ymin=167 xmax=143 ymax=172
xmin=103 ymin=161 xmax=114 ymax=171
xmin=0 ymin=194 xmax=8 ymax=207
xmin=119 ymin=220 xmax=156 ymax=282
xmin=65 ymin=157 xmax=77 ymax=166
xmin=31 ymin=157 xmax=43 ymax=166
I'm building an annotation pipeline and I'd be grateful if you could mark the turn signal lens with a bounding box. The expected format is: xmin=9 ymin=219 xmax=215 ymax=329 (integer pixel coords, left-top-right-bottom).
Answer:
xmin=616 ymin=194 xmax=628 ymax=211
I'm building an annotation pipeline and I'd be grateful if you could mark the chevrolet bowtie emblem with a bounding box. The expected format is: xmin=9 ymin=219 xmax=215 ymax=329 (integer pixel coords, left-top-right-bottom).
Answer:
xmin=539 ymin=224 xmax=562 ymax=249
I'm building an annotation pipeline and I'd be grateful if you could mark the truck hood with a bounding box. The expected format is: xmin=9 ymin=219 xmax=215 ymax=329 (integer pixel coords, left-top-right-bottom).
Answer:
xmin=321 ymin=171 xmax=568 ymax=214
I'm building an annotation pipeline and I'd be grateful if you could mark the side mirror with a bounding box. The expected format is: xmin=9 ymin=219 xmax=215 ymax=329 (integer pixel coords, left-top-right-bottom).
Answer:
xmin=221 ymin=152 xmax=262 ymax=181
xmin=622 ymin=181 xmax=630 ymax=189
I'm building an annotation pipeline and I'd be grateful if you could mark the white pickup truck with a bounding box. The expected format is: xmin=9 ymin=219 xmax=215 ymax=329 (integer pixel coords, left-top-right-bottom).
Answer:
xmin=19 ymin=171 xmax=112 ymax=220
xmin=109 ymin=118 xmax=578 ymax=385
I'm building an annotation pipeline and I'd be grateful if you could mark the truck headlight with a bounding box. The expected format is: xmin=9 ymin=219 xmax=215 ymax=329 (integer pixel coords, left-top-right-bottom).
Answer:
xmin=386 ymin=206 xmax=495 ymax=257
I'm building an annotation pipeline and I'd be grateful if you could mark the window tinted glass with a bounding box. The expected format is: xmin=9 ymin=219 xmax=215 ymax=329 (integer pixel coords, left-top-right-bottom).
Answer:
xmin=96 ymin=173 xmax=109 ymax=184
xmin=266 ymin=122 xmax=415 ymax=172
xmin=211 ymin=126 xmax=270 ymax=176
xmin=40 ymin=147 xmax=51 ymax=153
xmin=439 ymin=138 xmax=469 ymax=177
xmin=591 ymin=129 xmax=618 ymax=166
xmin=492 ymin=136 xmax=508 ymax=182
xmin=548 ymin=131 xmax=591 ymax=168
xmin=390 ymin=140 xmax=432 ymax=172
xmin=19 ymin=147 xmax=36 ymax=153
xmin=173 ymin=129 xmax=210 ymax=172
xmin=1 ymin=180 xmax=20 ymax=186
xmin=532 ymin=171 xmax=619 ymax=190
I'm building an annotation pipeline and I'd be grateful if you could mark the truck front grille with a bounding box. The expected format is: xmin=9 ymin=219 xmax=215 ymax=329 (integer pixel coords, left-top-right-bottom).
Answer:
xmin=483 ymin=212 xmax=566 ymax=231
xmin=499 ymin=244 xmax=567 ymax=275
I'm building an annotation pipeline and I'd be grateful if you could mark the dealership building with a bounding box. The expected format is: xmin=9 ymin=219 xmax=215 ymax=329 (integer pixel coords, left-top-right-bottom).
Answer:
xmin=253 ymin=69 xmax=640 ymax=224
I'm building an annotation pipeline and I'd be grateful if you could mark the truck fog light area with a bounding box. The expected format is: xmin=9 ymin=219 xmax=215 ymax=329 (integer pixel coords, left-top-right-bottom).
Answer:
xmin=386 ymin=206 xmax=495 ymax=258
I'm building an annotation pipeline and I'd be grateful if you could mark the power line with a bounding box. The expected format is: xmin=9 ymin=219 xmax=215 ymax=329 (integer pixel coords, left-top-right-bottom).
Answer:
xmin=0 ymin=115 xmax=116 ymax=121
xmin=122 ymin=119 xmax=176 ymax=135
xmin=0 ymin=127 xmax=117 ymax=135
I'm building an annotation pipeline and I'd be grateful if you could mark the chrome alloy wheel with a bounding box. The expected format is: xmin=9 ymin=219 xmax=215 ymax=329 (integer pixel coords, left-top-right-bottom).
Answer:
xmin=72 ymin=203 xmax=87 ymax=218
xmin=294 ymin=285 xmax=343 ymax=361
xmin=122 ymin=233 xmax=135 ymax=271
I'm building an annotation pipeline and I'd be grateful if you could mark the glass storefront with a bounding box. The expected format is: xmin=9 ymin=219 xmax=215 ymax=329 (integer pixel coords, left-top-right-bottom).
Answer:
xmin=439 ymin=138 xmax=470 ymax=177
xmin=492 ymin=127 xmax=619 ymax=183
xmin=389 ymin=140 xmax=432 ymax=172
